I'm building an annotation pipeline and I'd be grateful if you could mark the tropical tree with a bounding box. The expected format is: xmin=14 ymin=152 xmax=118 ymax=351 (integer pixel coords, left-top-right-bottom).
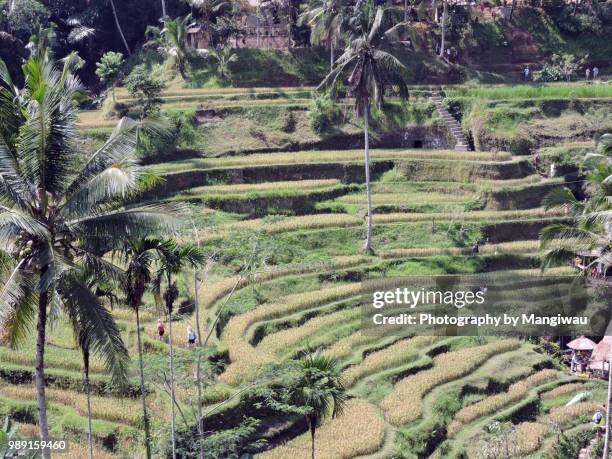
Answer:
xmin=146 ymin=14 xmax=193 ymax=79
xmin=293 ymin=350 xmax=346 ymax=459
xmin=95 ymin=51 xmax=124 ymax=102
xmin=123 ymin=65 xmax=166 ymax=118
xmin=318 ymin=6 xmax=409 ymax=251
xmin=188 ymin=0 xmax=233 ymax=41
xmin=300 ymin=0 xmax=348 ymax=70
xmin=119 ymin=237 xmax=169 ymax=459
xmin=202 ymin=46 xmax=237 ymax=82
xmin=540 ymin=134 xmax=612 ymax=271
xmin=0 ymin=56 xmax=175 ymax=459
xmin=152 ymin=240 xmax=206 ymax=459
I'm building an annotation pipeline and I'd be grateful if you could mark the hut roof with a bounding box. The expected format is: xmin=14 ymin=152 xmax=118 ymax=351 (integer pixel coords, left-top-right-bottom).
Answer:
xmin=591 ymin=336 xmax=612 ymax=362
xmin=567 ymin=335 xmax=597 ymax=350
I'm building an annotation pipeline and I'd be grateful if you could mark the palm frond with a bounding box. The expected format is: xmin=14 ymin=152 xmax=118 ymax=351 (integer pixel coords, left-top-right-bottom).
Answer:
xmin=542 ymin=187 xmax=579 ymax=211
xmin=0 ymin=261 xmax=37 ymax=348
xmin=62 ymin=117 xmax=140 ymax=206
xmin=66 ymin=203 xmax=184 ymax=242
xmin=60 ymin=275 xmax=129 ymax=385
xmin=18 ymin=58 xmax=81 ymax=195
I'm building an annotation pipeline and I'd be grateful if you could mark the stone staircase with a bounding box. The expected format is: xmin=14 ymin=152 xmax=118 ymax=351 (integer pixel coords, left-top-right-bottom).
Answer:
xmin=430 ymin=92 xmax=470 ymax=151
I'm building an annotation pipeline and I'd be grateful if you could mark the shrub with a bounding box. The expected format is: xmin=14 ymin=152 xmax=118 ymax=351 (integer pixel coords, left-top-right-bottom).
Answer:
xmin=542 ymin=429 xmax=592 ymax=459
xmin=123 ymin=65 xmax=166 ymax=117
xmin=307 ymin=94 xmax=342 ymax=133
xmin=137 ymin=110 xmax=197 ymax=158
xmin=536 ymin=64 xmax=565 ymax=82
xmin=280 ymin=110 xmax=297 ymax=133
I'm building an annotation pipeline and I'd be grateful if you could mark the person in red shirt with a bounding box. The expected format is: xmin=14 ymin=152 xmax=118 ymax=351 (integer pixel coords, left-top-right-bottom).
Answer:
xmin=157 ymin=319 xmax=165 ymax=341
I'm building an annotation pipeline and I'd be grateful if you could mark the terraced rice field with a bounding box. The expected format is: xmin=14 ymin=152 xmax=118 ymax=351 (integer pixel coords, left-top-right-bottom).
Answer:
xmin=3 ymin=84 xmax=607 ymax=459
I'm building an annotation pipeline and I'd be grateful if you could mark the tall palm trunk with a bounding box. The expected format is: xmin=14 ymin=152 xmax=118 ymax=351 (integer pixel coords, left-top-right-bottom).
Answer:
xmin=109 ymin=0 xmax=131 ymax=55
xmin=194 ymin=271 xmax=205 ymax=459
xmin=135 ymin=308 xmax=152 ymax=459
xmin=404 ymin=0 xmax=408 ymax=22
xmin=439 ymin=0 xmax=447 ymax=57
xmin=168 ymin=305 xmax=177 ymax=459
xmin=35 ymin=289 xmax=50 ymax=459
xmin=509 ymin=0 xmax=516 ymax=20
xmin=330 ymin=44 xmax=334 ymax=71
xmin=161 ymin=0 xmax=167 ymax=16
xmin=363 ymin=105 xmax=373 ymax=252
xmin=309 ymin=418 xmax=316 ymax=459
xmin=604 ymin=360 xmax=612 ymax=459
xmin=82 ymin=346 xmax=93 ymax=459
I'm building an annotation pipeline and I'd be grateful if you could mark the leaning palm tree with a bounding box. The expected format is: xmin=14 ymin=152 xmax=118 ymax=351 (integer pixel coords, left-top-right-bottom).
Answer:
xmin=318 ymin=7 xmax=409 ymax=252
xmin=300 ymin=0 xmax=348 ymax=70
xmin=294 ymin=349 xmax=346 ymax=459
xmin=146 ymin=15 xmax=193 ymax=79
xmin=540 ymin=134 xmax=612 ymax=271
xmin=0 ymin=56 xmax=176 ymax=459
xmin=152 ymin=240 xmax=206 ymax=459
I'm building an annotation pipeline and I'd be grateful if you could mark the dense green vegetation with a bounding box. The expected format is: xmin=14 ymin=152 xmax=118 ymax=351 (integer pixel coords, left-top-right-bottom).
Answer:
xmin=1 ymin=0 xmax=612 ymax=458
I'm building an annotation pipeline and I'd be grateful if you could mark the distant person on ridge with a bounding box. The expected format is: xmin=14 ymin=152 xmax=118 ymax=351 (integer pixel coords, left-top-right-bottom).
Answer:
xmin=586 ymin=67 xmax=591 ymax=80
xmin=187 ymin=325 xmax=197 ymax=348
xmin=157 ymin=319 xmax=165 ymax=341
xmin=524 ymin=66 xmax=530 ymax=82
xmin=593 ymin=66 xmax=599 ymax=79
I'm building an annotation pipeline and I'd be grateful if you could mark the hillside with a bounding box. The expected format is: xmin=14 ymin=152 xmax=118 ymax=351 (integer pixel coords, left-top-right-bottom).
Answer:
xmin=1 ymin=82 xmax=610 ymax=458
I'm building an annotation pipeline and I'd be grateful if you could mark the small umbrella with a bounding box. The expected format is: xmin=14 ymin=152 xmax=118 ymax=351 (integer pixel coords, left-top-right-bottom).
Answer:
xmin=567 ymin=336 xmax=596 ymax=351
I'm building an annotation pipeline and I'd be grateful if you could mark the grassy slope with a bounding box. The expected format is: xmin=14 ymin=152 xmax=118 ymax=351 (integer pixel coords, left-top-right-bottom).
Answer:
xmin=3 ymin=83 xmax=609 ymax=458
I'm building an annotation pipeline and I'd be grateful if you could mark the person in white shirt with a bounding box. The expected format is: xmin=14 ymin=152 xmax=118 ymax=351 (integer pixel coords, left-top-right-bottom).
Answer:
xmin=187 ymin=325 xmax=197 ymax=347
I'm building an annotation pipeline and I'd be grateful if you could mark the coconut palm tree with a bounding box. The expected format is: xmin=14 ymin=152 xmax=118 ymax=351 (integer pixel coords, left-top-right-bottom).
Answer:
xmin=146 ymin=15 xmax=193 ymax=79
xmin=294 ymin=349 xmax=346 ymax=459
xmin=540 ymin=134 xmax=612 ymax=271
xmin=318 ymin=6 xmax=409 ymax=252
xmin=119 ymin=237 xmax=170 ymax=459
xmin=152 ymin=240 xmax=206 ymax=459
xmin=300 ymin=0 xmax=348 ymax=70
xmin=0 ymin=56 xmax=176 ymax=459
